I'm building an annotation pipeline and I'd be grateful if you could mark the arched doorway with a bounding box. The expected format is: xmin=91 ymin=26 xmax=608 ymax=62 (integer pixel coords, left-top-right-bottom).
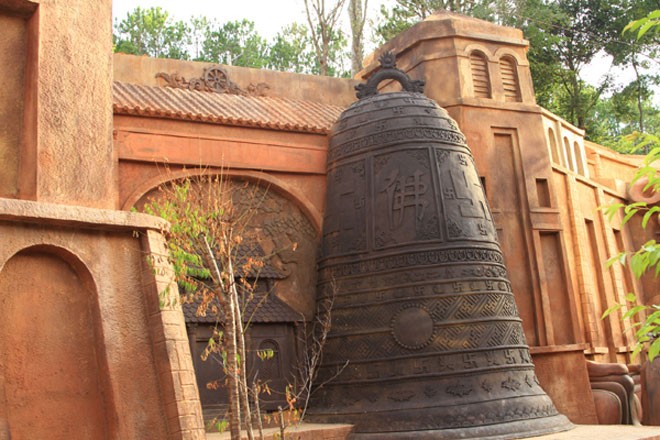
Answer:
xmin=135 ymin=174 xmax=318 ymax=422
xmin=0 ymin=247 xmax=111 ymax=439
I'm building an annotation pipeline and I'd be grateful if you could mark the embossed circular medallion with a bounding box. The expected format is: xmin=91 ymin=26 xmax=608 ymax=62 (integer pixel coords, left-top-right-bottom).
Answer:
xmin=391 ymin=305 xmax=435 ymax=349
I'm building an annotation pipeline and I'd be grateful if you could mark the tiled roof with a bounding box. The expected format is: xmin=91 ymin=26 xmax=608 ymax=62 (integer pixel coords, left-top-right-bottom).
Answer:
xmin=188 ymin=242 xmax=286 ymax=279
xmin=183 ymin=292 xmax=302 ymax=324
xmin=232 ymin=242 xmax=286 ymax=279
xmin=113 ymin=81 xmax=344 ymax=134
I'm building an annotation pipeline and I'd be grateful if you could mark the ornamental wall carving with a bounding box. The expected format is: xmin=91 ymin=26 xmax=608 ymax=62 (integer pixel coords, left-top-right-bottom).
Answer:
xmin=156 ymin=65 xmax=269 ymax=97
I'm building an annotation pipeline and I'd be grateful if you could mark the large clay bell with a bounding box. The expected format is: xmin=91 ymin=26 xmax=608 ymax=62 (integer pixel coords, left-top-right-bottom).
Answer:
xmin=306 ymin=52 xmax=573 ymax=439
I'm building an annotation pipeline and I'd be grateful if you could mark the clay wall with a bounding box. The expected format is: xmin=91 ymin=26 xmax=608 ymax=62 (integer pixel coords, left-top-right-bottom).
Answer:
xmin=114 ymin=116 xmax=328 ymax=226
xmin=114 ymin=112 xmax=328 ymax=319
xmin=112 ymin=57 xmax=360 ymax=320
xmin=0 ymin=8 xmax=30 ymax=198
xmin=550 ymin=168 xmax=641 ymax=362
xmin=0 ymin=0 xmax=206 ymax=438
xmin=0 ymin=200 xmax=205 ymax=439
xmin=0 ymin=0 xmax=116 ymax=207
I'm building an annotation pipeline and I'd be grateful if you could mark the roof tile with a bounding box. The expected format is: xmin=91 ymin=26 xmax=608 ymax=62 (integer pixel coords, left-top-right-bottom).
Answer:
xmin=113 ymin=81 xmax=344 ymax=134
xmin=183 ymin=292 xmax=302 ymax=324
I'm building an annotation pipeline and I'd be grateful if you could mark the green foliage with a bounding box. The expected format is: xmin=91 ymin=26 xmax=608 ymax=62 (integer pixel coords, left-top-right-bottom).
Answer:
xmin=206 ymin=415 xmax=230 ymax=434
xmin=374 ymin=0 xmax=514 ymax=43
xmin=267 ymin=22 xmax=348 ymax=76
xmin=524 ymin=1 xmax=659 ymax=141
xmin=256 ymin=348 xmax=275 ymax=362
xmin=113 ymin=7 xmax=190 ymax=59
xmin=603 ymin=145 xmax=660 ymax=271
xmin=624 ymin=9 xmax=660 ymax=40
xmin=188 ymin=16 xmax=216 ymax=61
xmin=603 ymin=295 xmax=660 ymax=361
xmin=142 ymin=178 xmax=214 ymax=293
xmin=590 ymin=84 xmax=660 ymax=151
xmin=113 ymin=6 xmax=350 ymax=77
xmin=200 ymin=19 xmax=269 ymax=68
xmin=602 ymin=145 xmax=660 ymax=360
xmin=603 ymin=131 xmax=660 ymax=155
xmin=268 ymin=23 xmax=317 ymax=74
xmin=526 ymin=0 xmax=624 ymax=129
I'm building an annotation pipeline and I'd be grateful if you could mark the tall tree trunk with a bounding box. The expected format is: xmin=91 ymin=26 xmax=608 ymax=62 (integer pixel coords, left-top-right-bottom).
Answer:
xmin=223 ymin=235 xmax=255 ymax=440
xmin=304 ymin=0 xmax=347 ymax=76
xmin=202 ymin=236 xmax=241 ymax=440
xmin=349 ymin=0 xmax=368 ymax=76
xmin=631 ymin=55 xmax=645 ymax=137
xmin=225 ymin=281 xmax=242 ymax=440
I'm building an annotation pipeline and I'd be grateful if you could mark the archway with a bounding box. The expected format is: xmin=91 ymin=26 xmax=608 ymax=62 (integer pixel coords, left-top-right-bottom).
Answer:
xmin=0 ymin=247 xmax=111 ymax=439
xmin=134 ymin=174 xmax=318 ymax=420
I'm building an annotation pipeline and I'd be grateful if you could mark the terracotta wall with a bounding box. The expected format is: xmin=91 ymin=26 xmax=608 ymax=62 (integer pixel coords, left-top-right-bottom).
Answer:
xmin=4 ymin=0 xmax=117 ymax=207
xmin=114 ymin=116 xmax=328 ymax=227
xmin=0 ymin=0 xmax=207 ymax=438
xmin=1 ymin=250 xmax=111 ymax=439
xmin=114 ymin=113 xmax=329 ymax=319
xmin=0 ymin=10 xmax=30 ymax=198
xmin=0 ymin=200 xmax=205 ymax=439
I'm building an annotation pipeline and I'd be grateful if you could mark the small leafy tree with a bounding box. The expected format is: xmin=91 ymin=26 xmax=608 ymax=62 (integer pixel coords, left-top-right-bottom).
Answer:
xmin=602 ymin=145 xmax=660 ymax=360
xmin=602 ymin=12 xmax=660 ymax=362
xmin=143 ymin=174 xmax=274 ymax=440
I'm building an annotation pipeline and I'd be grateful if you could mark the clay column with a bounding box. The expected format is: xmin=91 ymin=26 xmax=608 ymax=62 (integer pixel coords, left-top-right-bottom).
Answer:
xmin=18 ymin=0 xmax=116 ymax=209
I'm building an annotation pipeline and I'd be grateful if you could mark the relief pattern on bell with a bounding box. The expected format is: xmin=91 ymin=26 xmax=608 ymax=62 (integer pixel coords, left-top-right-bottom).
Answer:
xmin=307 ymin=53 xmax=572 ymax=439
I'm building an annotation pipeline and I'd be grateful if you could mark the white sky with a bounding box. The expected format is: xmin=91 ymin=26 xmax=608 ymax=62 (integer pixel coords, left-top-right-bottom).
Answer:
xmin=112 ymin=0 xmax=392 ymax=41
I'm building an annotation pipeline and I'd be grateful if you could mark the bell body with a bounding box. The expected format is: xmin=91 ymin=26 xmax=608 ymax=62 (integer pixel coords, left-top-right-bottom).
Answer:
xmin=308 ymin=85 xmax=572 ymax=438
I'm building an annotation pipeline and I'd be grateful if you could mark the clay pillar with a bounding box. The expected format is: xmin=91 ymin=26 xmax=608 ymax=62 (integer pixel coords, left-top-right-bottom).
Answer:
xmin=17 ymin=0 xmax=116 ymax=209
xmin=0 ymin=374 xmax=9 ymax=440
xmin=642 ymin=357 xmax=660 ymax=426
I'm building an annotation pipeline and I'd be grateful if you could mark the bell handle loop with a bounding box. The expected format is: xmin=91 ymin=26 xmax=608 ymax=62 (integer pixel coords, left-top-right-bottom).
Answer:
xmin=355 ymin=51 xmax=425 ymax=99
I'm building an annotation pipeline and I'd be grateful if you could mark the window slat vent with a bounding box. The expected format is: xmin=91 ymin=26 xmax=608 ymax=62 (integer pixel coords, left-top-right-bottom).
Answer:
xmin=500 ymin=57 xmax=521 ymax=102
xmin=470 ymin=52 xmax=491 ymax=99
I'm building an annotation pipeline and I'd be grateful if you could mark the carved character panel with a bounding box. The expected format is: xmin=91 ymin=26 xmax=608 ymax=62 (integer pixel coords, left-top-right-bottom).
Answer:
xmin=373 ymin=149 xmax=441 ymax=248
xmin=436 ymin=149 xmax=497 ymax=241
xmin=323 ymin=161 xmax=367 ymax=255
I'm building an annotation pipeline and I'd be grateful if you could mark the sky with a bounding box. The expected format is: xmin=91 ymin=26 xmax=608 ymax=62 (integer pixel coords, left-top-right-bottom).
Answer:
xmin=112 ymin=0 xmax=392 ymax=41
xmin=113 ymin=0 xmax=310 ymax=39
xmin=111 ymin=0 xmax=645 ymax=97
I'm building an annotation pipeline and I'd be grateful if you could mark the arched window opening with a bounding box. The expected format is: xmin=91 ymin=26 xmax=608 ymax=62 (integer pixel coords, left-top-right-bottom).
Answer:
xmin=563 ymin=137 xmax=573 ymax=171
xmin=470 ymin=51 xmax=491 ymax=99
xmin=499 ymin=56 xmax=521 ymax=102
xmin=573 ymin=142 xmax=585 ymax=175
xmin=548 ymin=128 xmax=560 ymax=165
xmin=257 ymin=339 xmax=282 ymax=378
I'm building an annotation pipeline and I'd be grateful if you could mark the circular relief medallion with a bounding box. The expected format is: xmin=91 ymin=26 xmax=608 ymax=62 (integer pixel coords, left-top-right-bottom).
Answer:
xmin=391 ymin=305 xmax=435 ymax=350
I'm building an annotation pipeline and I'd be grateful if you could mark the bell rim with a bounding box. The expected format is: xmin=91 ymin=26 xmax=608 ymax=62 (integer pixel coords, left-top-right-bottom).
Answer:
xmin=344 ymin=414 xmax=574 ymax=439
